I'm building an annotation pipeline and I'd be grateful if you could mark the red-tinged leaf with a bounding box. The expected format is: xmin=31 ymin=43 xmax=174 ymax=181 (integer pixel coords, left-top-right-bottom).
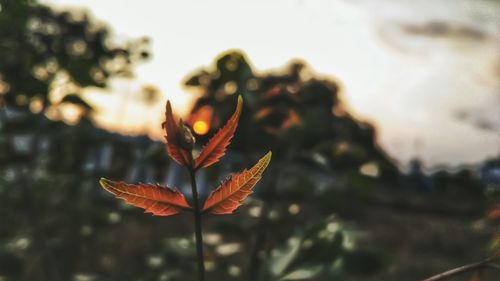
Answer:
xmin=202 ymin=151 xmax=272 ymax=214
xmin=195 ymin=95 xmax=243 ymax=169
xmin=163 ymin=101 xmax=192 ymax=166
xmin=487 ymin=207 xmax=500 ymax=220
xmin=100 ymin=178 xmax=191 ymax=216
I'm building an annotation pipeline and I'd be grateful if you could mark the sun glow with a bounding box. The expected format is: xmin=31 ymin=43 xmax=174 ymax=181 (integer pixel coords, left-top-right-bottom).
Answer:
xmin=193 ymin=120 xmax=209 ymax=135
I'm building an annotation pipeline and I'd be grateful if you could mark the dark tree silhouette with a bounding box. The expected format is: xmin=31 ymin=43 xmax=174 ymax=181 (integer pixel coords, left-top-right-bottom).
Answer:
xmin=0 ymin=2 xmax=151 ymax=281
xmin=185 ymin=50 xmax=399 ymax=179
xmin=0 ymin=0 xmax=149 ymax=113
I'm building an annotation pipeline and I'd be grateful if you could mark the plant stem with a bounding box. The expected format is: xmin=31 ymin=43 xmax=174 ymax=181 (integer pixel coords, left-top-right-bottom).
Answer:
xmin=422 ymin=258 xmax=497 ymax=281
xmin=189 ymin=167 xmax=206 ymax=281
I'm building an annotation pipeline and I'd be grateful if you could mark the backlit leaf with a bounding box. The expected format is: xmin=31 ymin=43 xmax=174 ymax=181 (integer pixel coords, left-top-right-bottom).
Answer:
xmin=163 ymin=100 xmax=193 ymax=166
xmin=195 ymin=95 xmax=243 ymax=169
xmin=202 ymin=151 xmax=272 ymax=214
xmin=487 ymin=206 xmax=500 ymax=220
xmin=100 ymin=178 xmax=191 ymax=216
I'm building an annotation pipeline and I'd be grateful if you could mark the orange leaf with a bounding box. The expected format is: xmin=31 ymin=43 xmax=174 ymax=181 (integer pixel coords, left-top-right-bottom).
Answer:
xmin=100 ymin=178 xmax=191 ymax=216
xmin=195 ymin=95 xmax=243 ymax=169
xmin=202 ymin=151 xmax=272 ymax=214
xmin=163 ymin=101 xmax=192 ymax=166
xmin=487 ymin=206 xmax=500 ymax=220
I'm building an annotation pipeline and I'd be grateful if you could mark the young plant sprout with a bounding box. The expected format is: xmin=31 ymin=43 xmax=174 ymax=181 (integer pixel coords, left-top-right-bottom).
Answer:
xmin=99 ymin=95 xmax=272 ymax=281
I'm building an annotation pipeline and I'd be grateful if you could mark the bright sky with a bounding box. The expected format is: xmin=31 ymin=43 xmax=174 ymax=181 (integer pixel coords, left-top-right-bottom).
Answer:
xmin=42 ymin=0 xmax=500 ymax=169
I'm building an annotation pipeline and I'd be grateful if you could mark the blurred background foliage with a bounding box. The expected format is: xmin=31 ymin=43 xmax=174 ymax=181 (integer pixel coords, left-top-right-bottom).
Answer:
xmin=1 ymin=0 xmax=500 ymax=281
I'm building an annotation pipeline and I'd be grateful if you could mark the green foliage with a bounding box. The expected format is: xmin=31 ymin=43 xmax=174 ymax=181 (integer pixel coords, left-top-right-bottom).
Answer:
xmin=0 ymin=0 xmax=149 ymax=112
xmin=259 ymin=215 xmax=382 ymax=280
xmin=0 ymin=1 xmax=152 ymax=280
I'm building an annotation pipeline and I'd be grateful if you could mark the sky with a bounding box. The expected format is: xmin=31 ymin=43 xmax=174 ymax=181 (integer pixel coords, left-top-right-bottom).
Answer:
xmin=42 ymin=0 xmax=500 ymax=169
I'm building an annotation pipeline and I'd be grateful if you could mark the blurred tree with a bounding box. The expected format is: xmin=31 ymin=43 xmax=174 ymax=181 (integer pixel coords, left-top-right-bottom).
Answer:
xmin=0 ymin=0 xmax=149 ymax=113
xmin=0 ymin=0 xmax=151 ymax=171
xmin=185 ymin=50 xmax=399 ymax=183
xmin=0 ymin=1 xmax=153 ymax=281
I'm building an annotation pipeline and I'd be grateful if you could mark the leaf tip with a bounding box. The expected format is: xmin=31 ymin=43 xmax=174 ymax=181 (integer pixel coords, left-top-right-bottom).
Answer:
xmin=165 ymin=100 xmax=174 ymax=120
xmin=262 ymin=151 xmax=272 ymax=165
xmin=99 ymin=177 xmax=109 ymax=187
xmin=236 ymin=95 xmax=243 ymax=113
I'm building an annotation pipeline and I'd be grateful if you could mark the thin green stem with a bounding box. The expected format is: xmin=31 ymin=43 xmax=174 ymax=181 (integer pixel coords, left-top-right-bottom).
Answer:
xmin=422 ymin=257 xmax=496 ymax=281
xmin=189 ymin=167 xmax=206 ymax=281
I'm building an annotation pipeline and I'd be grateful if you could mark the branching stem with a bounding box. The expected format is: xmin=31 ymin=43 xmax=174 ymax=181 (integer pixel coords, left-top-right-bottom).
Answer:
xmin=423 ymin=257 xmax=499 ymax=281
